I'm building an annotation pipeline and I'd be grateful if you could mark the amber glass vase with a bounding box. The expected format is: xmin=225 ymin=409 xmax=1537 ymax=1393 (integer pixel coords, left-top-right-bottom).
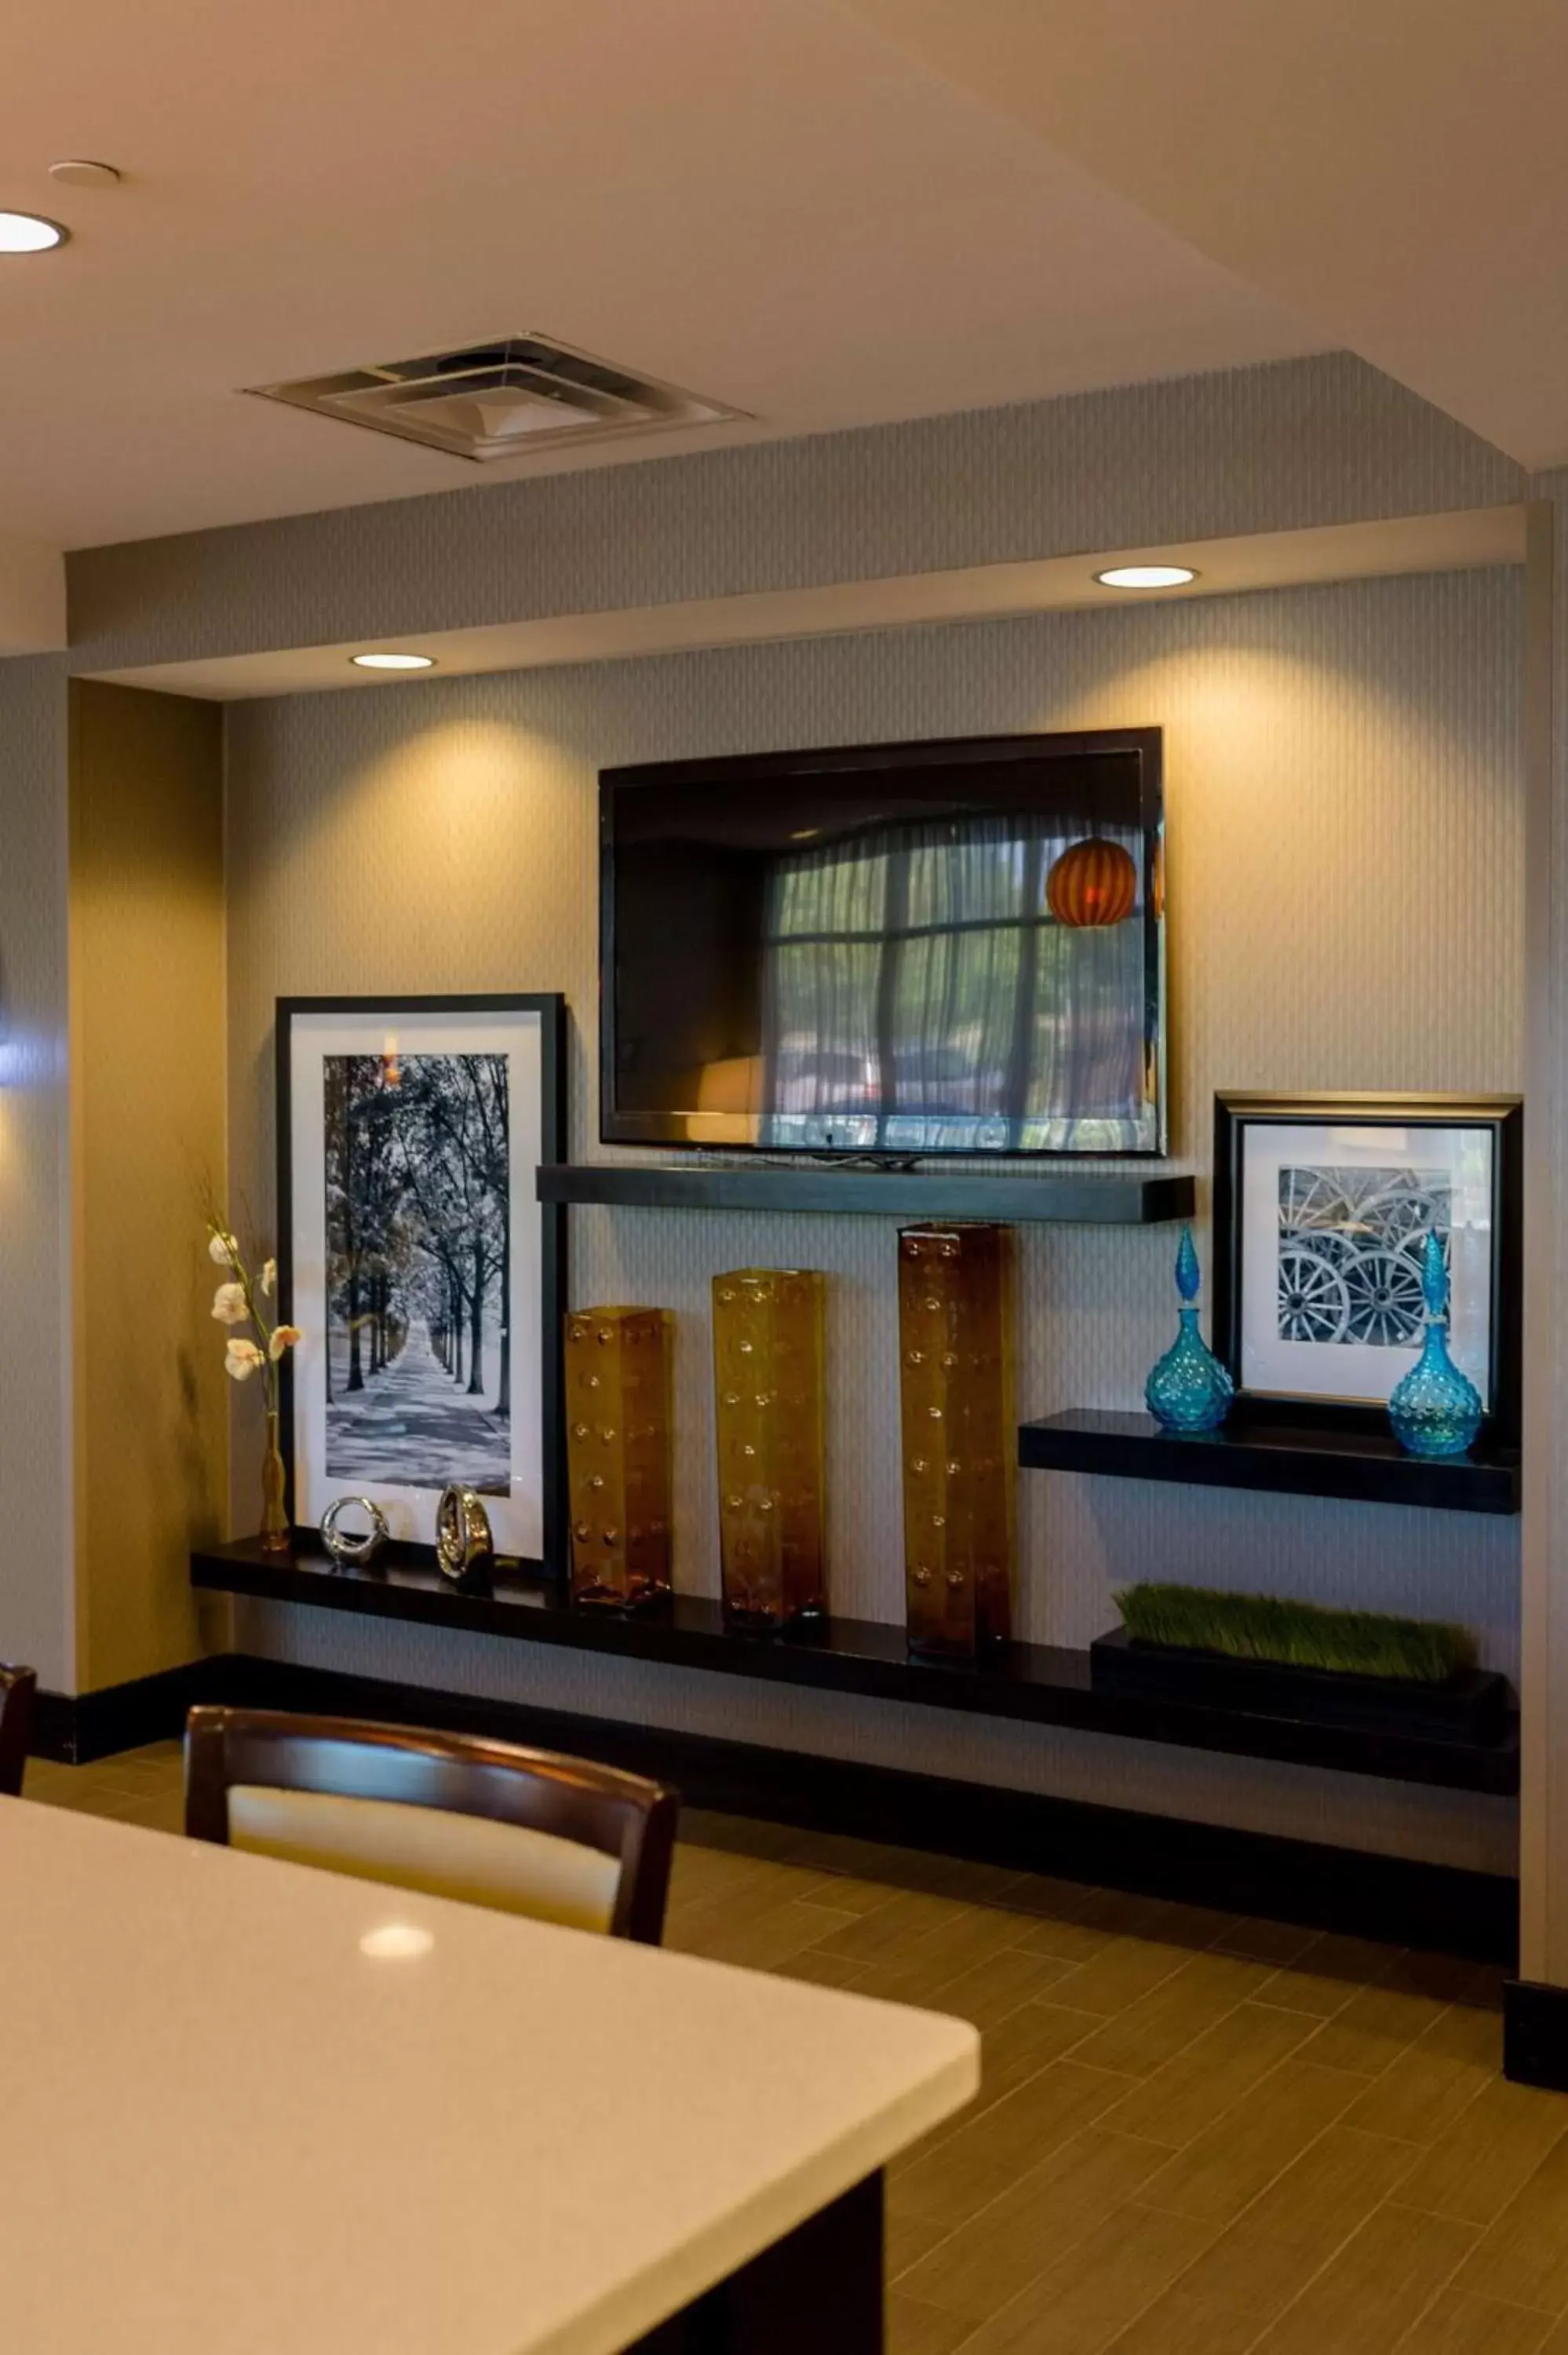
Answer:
xmin=258 ymin=1407 xmax=290 ymax=1553
xmin=898 ymin=1223 xmax=1016 ymax=1659
xmin=713 ymin=1268 xmax=826 ymax=1631
xmin=565 ymin=1307 xmax=674 ymax=1610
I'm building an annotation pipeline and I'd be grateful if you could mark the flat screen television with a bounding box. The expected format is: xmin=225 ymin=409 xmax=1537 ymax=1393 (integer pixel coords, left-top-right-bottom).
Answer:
xmin=600 ymin=728 xmax=1165 ymax=1157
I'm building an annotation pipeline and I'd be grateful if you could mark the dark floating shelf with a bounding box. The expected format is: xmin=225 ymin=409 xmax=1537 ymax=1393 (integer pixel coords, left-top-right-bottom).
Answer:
xmin=1019 ymin=1408 xmax=1520 ymax=1517
xmin=1089 ymin=1627 xmax=1511 ymax=1747
xmin=536 ymin=1163 xmax=1195 ymax=1225
xmin=192 ymin=1537 xmax=1518 ymax=1795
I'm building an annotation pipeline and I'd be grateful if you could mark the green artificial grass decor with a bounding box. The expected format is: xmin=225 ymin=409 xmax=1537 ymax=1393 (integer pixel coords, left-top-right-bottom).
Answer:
xmin=1114 ymin=1582 xmax=1478 ymax=1684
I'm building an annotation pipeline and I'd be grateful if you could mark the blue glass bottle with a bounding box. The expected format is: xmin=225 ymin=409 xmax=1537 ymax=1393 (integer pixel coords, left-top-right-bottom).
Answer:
xmin=1145 ymin=1227 xmax=1234 ymax=1433
xmin=1387 ymin=1232 xmax=1482 ymax=1459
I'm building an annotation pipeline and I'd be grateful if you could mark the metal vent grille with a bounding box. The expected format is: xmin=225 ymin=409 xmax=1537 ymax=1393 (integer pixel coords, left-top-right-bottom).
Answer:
xmin=247 ymin=334 xmax=745 ymax=462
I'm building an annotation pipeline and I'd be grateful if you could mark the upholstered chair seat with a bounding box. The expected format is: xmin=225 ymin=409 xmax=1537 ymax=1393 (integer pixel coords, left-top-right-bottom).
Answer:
xmin=184 ymin=1709 xmax=678 ymax=1944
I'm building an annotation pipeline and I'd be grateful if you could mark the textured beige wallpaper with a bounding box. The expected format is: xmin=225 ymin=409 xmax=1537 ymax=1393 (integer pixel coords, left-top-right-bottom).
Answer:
xmin=226 ymin=568 xmax=1523 ymax=1870
xmin=0 ymin=655 xmax=72 ymax=1689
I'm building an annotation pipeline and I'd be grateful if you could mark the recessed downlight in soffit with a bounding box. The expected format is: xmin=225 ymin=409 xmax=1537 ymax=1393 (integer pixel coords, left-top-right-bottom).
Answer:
xmin=1096 ymin=564 xmax=1199 ymax=589
xmin=250 ymin=332 xmax=746 ymax=464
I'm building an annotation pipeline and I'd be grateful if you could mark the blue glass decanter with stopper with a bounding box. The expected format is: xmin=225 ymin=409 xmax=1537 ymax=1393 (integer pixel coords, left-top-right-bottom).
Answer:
xmin=1145 ymin=1226 xmax=1234 ymax=1433
xmin=1387 ymin=1231 xmax=1482 ymax=1459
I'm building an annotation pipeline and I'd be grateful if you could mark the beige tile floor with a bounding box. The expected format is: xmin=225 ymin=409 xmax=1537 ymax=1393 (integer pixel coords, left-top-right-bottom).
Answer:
xmin=21 ymin=1743 xmax=1568 ymax=2355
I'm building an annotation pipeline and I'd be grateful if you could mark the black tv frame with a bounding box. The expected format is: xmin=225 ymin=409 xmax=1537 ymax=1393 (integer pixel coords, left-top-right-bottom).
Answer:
xmin=599 ymin=727 xmax=1166 ymax=1160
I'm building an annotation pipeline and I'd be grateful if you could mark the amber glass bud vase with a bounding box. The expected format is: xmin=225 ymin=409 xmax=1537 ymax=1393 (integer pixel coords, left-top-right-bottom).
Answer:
xmin=258 ymin=1407 xmax=290 ymax=1553
xmin=713 ymin=1269 xmax=827 ymax=1632
xmin=898 ymin=1223 xmax=1016 ymax=1659
xmin=565 ymin=1308 xmax=674 ymax=1609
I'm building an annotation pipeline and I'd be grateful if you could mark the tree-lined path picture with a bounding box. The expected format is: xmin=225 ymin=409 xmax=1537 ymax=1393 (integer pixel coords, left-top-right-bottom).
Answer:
xmin=323 ymin=1050 xmax=511 ymax=1493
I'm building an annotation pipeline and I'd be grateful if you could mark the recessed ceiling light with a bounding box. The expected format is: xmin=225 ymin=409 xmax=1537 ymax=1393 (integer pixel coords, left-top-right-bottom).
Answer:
xmin=350 ymin=651 xmax=436 ymax=671
xmin=1094 ymin=564 xmax=1198 ymax=590
xmin=0 ymin=212 xmax=68 ymax=254
xmin=49 ymin=159 xmax=122 ymax=189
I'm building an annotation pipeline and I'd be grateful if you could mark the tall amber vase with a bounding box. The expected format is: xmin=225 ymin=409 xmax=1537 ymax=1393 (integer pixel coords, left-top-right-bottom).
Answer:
xmin=566 ymin=1307 xmax=674 ymax=1609
xmin=898 ymin=1223 xmax=1015 ymax=1659
xmin=258 ymin=1407 xmax=290 ymax=1553
xmin=713 ymin=1268 xmax=826 ymax=1630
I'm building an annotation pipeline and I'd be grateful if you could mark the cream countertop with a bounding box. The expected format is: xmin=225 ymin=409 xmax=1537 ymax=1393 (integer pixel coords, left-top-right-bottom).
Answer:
xmin=0 ymin=1797 xmax=978 ymax=2355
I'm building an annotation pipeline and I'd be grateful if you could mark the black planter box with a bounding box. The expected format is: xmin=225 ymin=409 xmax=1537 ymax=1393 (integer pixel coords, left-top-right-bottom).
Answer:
xmin=1089 ymin=1626 xmax=1511 ymax=1746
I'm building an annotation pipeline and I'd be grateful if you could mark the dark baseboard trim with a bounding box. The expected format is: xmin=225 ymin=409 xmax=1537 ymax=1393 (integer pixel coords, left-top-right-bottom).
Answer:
xmin=1504 ymin=1979 xmax=1568 ymax=2088
xmin=31 ymin=1659 xmax=211 ymax=1764
xmin=31 ymin=1649 xmax=1519 ymax=1962
xmin=228 ymin=1653 xmax=1518 ymax=1962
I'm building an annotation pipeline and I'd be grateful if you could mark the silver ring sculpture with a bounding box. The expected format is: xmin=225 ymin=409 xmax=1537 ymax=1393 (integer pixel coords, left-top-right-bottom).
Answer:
xmin=320 ymin=1495 xmax=389 ymax=1567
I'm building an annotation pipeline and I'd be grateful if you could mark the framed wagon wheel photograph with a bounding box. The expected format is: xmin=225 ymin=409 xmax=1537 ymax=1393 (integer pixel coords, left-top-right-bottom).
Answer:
xmin=1212 ymin=1092 xmax=1522 ymax=1439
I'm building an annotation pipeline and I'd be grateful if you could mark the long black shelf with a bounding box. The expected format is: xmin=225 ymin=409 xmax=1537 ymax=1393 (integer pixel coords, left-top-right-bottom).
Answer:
xmin=1018 ymin=1408 xmax=1520 ymax=1515
xmin=192 ymin=1537 xmax=1519 ymax=1795
xmin=536 ymin=1164 xmax=1195 ymax=1224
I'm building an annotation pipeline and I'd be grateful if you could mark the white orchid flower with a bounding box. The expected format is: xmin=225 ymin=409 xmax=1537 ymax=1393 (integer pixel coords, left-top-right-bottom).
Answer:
xmin=260 ymin=1258 xmax=277 ymax=1298
xmin=268 ymin=1325 xmax=303 ymax=1361
xmin=207 ymin=1229 xmax=239 ymax=1266
xmin=224 ymin=1338 xmax=264 ymax=1382
xmin=211 ymin=1282 xmax=249 ymax=1327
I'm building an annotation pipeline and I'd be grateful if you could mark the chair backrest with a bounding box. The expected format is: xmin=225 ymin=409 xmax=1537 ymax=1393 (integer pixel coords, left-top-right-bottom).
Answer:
xmin=184 ymin=1707 xmax=679 ymax=1943
xmin=0 ymin=1663 xmax=37 ymax=1798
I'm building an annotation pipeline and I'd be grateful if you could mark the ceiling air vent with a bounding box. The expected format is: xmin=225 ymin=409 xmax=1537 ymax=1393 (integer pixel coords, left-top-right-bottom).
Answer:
xmin=247 ymin=334 xmax=746 ymax=463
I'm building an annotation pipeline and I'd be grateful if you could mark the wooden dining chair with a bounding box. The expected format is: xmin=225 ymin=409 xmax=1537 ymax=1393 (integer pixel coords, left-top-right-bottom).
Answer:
xmin=184 ymin=1708 xmax=680 ymax=1943
xmin=0 ymin=1663 xmax=37 ymax=1798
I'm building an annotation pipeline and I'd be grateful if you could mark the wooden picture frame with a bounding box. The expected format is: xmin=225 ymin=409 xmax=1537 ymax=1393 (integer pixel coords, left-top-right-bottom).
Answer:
xmin=275 ymin=995 xmax=567 ymax=1570
xmin=1212 ymin=1091 xmax=1522 ymax=1442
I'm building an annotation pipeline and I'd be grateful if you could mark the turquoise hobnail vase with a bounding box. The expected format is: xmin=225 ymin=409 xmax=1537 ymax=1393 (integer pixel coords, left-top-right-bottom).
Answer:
xmin=1145 ymin=1227 xmax=1234 ymax=1433
xmin=1387 ymin=1232 xmax=1482 ymax=1460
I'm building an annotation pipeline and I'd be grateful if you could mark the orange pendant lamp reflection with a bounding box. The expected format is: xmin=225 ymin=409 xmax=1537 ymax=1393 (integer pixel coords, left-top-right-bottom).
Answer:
xmin=1045 ymin=837 xmax=1139 ymax=928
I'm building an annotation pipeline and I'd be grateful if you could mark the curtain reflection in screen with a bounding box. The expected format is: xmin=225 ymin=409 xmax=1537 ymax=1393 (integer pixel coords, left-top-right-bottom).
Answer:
xmin=760 ymin=812 xmax=1153 ymax=1152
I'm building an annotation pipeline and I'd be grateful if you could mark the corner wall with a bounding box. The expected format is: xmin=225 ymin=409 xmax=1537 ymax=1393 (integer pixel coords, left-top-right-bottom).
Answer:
xmin=1522 ymin=478 xmax=1568 ymax=1984
xmin=0 ymin=655 xmax=72 ymax=1689
xmin=68 ymin=681 xmax=228 ymax=1690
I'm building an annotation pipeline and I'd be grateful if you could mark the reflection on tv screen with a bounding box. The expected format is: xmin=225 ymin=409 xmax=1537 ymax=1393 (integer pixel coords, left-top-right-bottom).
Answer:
xmin=604 ymin=734 xmax=1165 ymax=1157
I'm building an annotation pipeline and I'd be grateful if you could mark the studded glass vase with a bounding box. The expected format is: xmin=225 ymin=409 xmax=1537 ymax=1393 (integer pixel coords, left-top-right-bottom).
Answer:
xmin=565 ymin=1307 xmax=674 ymax=1609
xmin=712 ymin=1269 xmax=827 ymax=1631
xmin=898 ymin=1223 xmax=1015 ymax=1660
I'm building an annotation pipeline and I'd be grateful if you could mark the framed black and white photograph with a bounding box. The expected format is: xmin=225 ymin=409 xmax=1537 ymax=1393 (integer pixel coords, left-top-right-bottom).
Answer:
xmin=1212 ymin=1093 xmax=1522 ymax=1437
xmin=277 ymin=995 xmax=566 ymax=1562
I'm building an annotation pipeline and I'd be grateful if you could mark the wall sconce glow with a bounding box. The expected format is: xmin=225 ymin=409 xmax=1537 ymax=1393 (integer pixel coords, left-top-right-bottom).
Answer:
xmin=0 ymin=1030 xmax=46 ymax=1086
xmin=1094 ymin=564 xmax=1198 ymax=590
xmin=350 ymin=651 xmax=436 ymax=672
xmin=359 ymin=1922 xmax=435 ymax=1959
xmin=0 ymin=212 xmax=68 ymax=254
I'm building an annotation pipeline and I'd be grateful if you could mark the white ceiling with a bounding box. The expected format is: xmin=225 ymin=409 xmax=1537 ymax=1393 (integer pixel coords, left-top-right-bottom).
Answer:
xmin=0 ymin=0 xmax=1323 ymax=549
xmin=841 ymin=0 xmax=1568 ymax=473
